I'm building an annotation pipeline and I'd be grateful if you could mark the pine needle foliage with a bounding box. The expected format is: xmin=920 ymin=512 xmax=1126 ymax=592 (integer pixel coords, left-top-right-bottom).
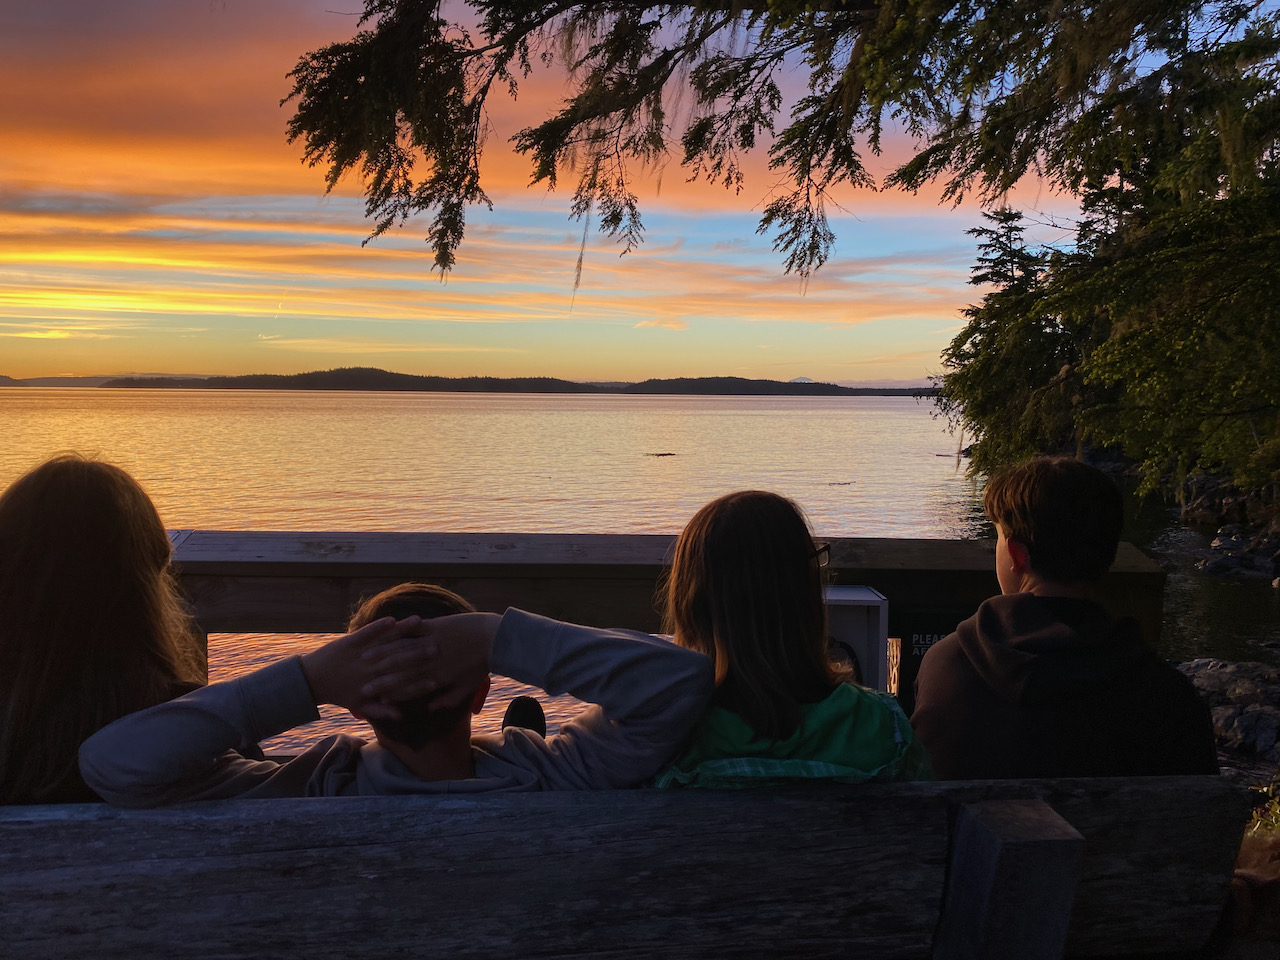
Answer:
xmin=931 ymin=2 xmax=1280 ymax=492
xmin=285 ymin=0 xmax=1280 ymax=279
xmin=936 ymin=168 xmax=1280 ymax=491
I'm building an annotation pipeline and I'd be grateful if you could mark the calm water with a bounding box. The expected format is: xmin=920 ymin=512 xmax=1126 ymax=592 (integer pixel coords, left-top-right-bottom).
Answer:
xmin=0 ymin=388 xmax=984 ymax=536
xmin=3 ymin=387 xmax=1276 ymax=749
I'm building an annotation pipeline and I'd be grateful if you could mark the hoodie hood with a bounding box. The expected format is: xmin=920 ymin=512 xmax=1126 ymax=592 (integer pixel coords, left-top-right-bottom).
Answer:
xmin=655 ymin=682 xmax=932 ymax=788
xmin=953 ymin=593 xmax=1151 ymax=707
xmin=909 ymin=592 xmax=1218 ymax=780
xmin=355 ymin=740 xmax=537 ymax=794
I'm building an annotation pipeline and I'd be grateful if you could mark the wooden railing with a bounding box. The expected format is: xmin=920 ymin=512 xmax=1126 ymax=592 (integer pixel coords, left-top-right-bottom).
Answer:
xmin=171 ymin=532 xmax=1165 ymax=711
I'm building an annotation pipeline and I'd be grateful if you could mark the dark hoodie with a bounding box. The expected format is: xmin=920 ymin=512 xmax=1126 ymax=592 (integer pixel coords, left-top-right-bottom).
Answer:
xmin=909 ymin=593 xmax=1218 ymax=780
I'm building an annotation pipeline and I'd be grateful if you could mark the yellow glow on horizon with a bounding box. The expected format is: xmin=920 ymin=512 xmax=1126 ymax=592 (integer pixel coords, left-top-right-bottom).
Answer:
xmin=1 ymin=195 xmax=973 ymax=335
xmin=255 ymin=336 xmax=524 ymax=355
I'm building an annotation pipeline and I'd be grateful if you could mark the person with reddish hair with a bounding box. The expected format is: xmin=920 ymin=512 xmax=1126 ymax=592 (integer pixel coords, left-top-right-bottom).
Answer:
xmin=0 ymin=455 xmax=205 ymax=804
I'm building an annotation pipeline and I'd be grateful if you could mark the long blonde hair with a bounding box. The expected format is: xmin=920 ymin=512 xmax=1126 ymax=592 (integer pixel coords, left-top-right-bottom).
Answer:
xmin=0 ymin=455 xmax=204 ymax=804
xmin=662 ymin=490 xmax=842 ymax=740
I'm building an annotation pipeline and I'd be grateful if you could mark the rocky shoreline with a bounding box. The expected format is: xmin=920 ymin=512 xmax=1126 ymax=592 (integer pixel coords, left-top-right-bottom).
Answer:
xmin=1180 ymin=659 xmax=1280 ymax=786
xmin=1194 ymin=523 xmax=1280 ymax=582
xmin=1180 ymin=476 xmax=1280 ymax=584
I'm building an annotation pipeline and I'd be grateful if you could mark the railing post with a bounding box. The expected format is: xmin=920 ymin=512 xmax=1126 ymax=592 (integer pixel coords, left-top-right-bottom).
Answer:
xmin=933 ymin=799 xmax=1085 ymax=960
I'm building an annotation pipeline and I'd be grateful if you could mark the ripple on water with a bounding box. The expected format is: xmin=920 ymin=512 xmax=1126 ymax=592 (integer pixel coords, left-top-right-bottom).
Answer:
xmin=209 ymin=634 xmax=583 ymax=755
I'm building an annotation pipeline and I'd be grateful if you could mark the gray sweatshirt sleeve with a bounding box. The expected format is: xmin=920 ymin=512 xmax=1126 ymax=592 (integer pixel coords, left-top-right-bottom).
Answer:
xmin=475 ymin=609 xmax=715 ymax=790
xmin=78 ymin=657 xmax=362 ymax=807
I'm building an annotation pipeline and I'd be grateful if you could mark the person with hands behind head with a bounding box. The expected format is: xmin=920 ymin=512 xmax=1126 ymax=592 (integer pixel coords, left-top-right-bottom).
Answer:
xmin=80 ymin=583 xmax=715 ymax=806
xmin=78 ymin=613 xmax=442 ymax=807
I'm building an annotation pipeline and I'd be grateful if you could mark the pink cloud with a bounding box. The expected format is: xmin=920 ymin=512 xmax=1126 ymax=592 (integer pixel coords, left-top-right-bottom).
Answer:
xmin=634 ymin=319 xmax=689 ymax=330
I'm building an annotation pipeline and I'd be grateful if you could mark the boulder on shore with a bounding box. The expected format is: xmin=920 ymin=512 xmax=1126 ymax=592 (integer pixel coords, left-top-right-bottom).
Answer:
xmin=1180 ymin=659 xmax=1280 ymax=784
xmin=1183 ymin=476 xmax=1280 ymax=579
xmin=1194 ymin=522 xmax=1280 ymax=579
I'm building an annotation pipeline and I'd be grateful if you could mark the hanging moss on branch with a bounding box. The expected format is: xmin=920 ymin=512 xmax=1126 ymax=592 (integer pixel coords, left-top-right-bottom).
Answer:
xmin=931 ymin=4 xmax=1280 ymax=496
xmin=285 ymin=0 xmax=1280 ymax=279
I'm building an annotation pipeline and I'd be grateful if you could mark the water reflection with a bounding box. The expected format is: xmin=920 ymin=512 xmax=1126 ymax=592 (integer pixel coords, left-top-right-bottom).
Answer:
xmin=0 ymin=389 xmax=983 ymax=537
xmin=208 ymin=633 xmax=583 ymax=755
xmin=1124 ymin=496 xmax=1280 ymax=666
xmin=4 ymin=388 xmax=1276 ymax=689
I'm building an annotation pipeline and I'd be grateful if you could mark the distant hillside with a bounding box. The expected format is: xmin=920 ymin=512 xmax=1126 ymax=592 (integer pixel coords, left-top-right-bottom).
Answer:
xmin=623 ymin=377 xmax=929 ymax=397
xmin=19 ymin=376 xmax=118 ymax=387
xmin=0 ymin=375 xmax=21 ymax=387
xmin=102 ymin=367 xmax=937 ymax=397
xmin=104 ymin=368 xmax=599 ymax=393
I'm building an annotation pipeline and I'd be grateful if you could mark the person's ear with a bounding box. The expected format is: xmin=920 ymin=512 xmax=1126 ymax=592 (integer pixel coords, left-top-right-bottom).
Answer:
xmin=1006 ymin=537 xmax=1033 ymax=574
xmin=470 ymin=677 xmax=491 ymax=715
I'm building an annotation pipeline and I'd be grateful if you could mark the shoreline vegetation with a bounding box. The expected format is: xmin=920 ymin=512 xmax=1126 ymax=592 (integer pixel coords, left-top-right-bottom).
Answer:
xmin=2 ymin=368 xmax=936 ymax=397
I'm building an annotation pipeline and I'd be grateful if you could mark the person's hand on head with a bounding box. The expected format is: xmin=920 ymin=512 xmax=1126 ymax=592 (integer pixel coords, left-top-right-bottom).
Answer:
xmin=359 ymin=612 xmax=500 ymax=714
xmin=298 ymin=616 xmax=429 ymax=722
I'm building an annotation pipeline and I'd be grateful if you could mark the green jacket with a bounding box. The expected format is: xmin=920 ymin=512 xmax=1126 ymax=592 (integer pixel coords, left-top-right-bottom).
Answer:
xmin=655 ymin=683 xmax=932 ymax=788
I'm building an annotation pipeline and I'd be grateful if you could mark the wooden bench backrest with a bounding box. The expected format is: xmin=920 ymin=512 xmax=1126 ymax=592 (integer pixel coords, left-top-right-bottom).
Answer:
xmin=0 ymin=777 xmax=1250 ymax=959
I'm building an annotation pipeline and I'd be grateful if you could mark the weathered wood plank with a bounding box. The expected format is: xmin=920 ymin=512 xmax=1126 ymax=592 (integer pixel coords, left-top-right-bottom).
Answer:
xmin=934 ymin=800 xmax=1084 ymax=960
xmin=0 ymin=789 xmax=951 ymax=960
xmin=0 ymin=777 xmax=1249 ymax=960
xmin=171 ymin=531 xmax=679 ymax=575
xmin=909 ymin=776 xmax=1253 ymax=956
xmin=183 ymin=572 xmax=669 ymax=633
xmin=170 ymin=532 xmax=1158 ymax=577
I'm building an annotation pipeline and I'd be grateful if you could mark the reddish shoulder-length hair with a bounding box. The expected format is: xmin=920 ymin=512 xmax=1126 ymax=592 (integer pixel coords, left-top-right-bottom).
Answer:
xmin=662 ymin=490 xmax=842 ymax=741
xmin=0 ymin=455 xmax=203 ymax=804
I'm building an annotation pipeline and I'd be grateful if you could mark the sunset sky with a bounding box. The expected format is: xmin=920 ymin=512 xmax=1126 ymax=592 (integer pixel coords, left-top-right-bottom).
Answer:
xmin=0 ymin=0 xmax=1073 ymax=384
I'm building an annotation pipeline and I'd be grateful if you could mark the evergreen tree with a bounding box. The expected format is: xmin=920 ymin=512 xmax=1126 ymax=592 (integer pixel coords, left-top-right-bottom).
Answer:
xmin=932 ymin=4 xmax=1280 ymax=493
xmin=1076 ymin=188 xmax=1280 ymax=491
xmin=935 ymin=209 xmax=1100 ymax=474
xmin=286 ymin=0 xmax=1280 ymax=275
xmin=939 ymin=190 xmax=1280 ymax=492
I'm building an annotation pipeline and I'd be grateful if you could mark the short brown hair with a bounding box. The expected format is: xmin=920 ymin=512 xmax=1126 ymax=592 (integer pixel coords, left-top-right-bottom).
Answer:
xmin=983 ymin=457 xmax=1123 ymax=583
xmin=0 ymin=455 xmax=204 ymax=804
xmin=348 ymin=583 xmax=476 ymax=749
xmin=662 ymin=491 xmax=842 ymax=741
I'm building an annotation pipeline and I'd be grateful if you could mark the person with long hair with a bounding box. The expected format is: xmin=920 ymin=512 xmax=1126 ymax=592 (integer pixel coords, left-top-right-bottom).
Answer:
xmin=654 ymin=490 xmax=930 ymax=787
xmin=0 ymin=455 xmax=205 ymax=804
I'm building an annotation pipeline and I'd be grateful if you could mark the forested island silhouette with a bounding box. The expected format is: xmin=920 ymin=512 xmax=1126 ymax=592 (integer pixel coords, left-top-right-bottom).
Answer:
xmin=101 ymin=367 xmax=935 ymax=397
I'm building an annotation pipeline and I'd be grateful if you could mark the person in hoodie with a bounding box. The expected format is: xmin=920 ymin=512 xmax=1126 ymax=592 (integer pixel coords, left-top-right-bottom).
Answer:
xmin=909 ymin=456 xmax=1218 ymax=780
xmin=653 ymin=490 xmax=930 ymax=788
xmin=78 ymin=584 xmax=714 ymax=805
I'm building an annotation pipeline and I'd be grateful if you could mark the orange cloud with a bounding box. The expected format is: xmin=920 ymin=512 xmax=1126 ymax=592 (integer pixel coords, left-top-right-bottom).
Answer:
xmin=0 ymin=205 xmax=972 ymax=334
xmin=0 ymin=0 xmax=989 ymax=384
